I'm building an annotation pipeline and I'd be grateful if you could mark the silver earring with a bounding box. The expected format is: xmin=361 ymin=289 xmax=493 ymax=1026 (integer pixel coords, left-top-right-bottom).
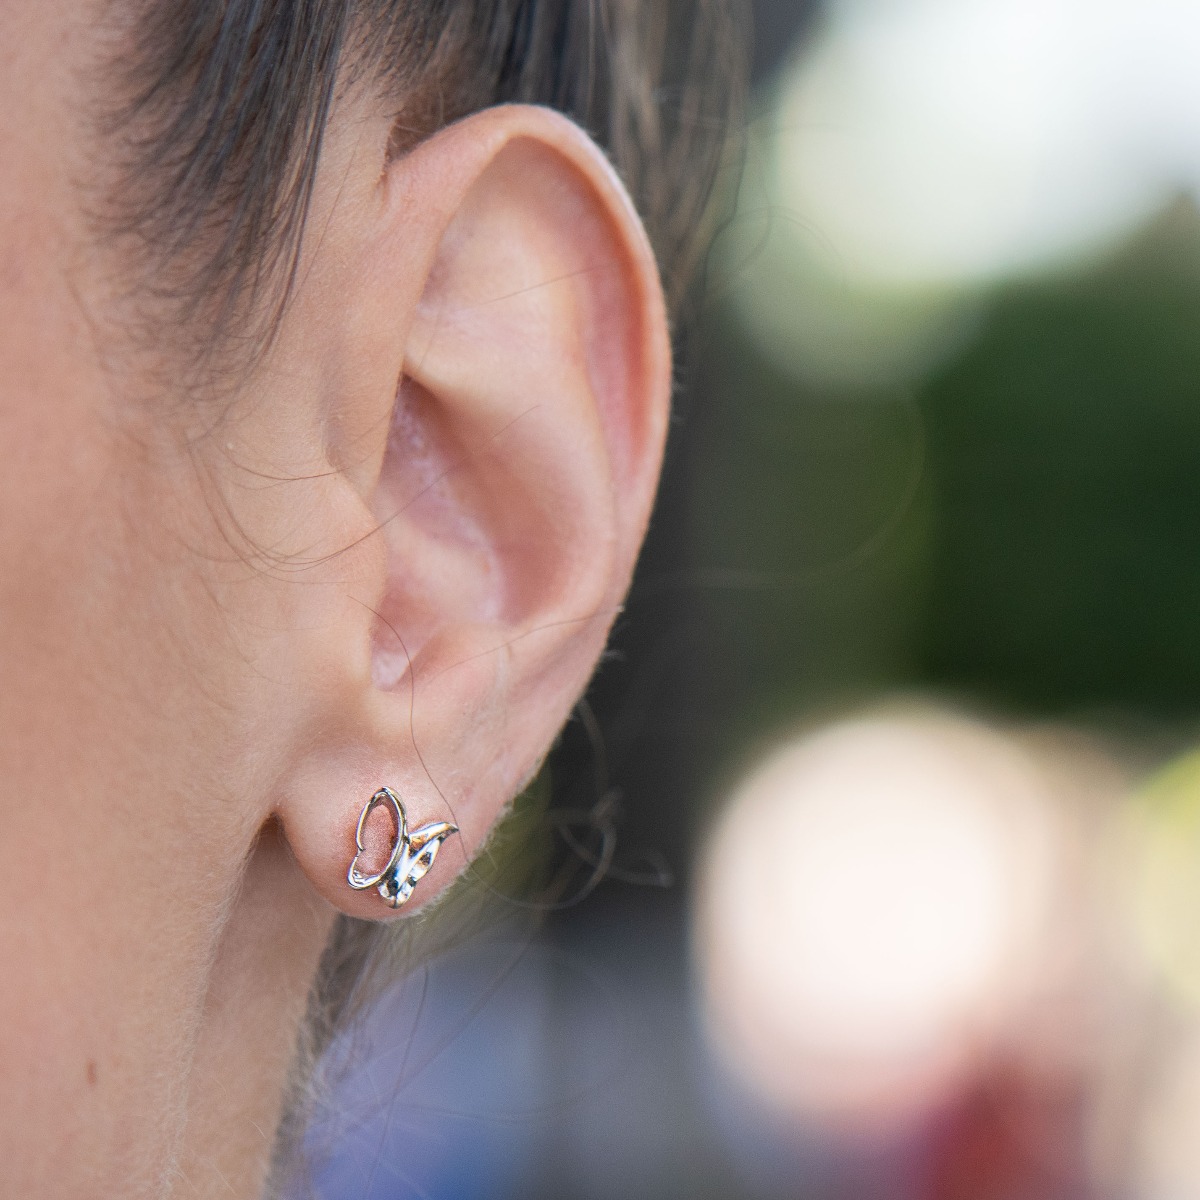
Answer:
xmin=346 ymin=786 xmax=459 ymax=909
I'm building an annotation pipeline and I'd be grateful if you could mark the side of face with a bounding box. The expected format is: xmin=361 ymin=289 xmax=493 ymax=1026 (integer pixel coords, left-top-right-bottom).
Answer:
xmin=0 ymin=3 xmax=670 ymax=1194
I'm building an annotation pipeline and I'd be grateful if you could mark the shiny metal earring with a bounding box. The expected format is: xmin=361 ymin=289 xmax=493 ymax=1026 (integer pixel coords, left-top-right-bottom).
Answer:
xmin=346 ymin=786 xmax=459 ymax=909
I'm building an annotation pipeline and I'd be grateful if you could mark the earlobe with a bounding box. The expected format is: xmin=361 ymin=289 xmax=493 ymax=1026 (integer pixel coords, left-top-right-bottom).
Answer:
xmin=275 ymin=105 xmax=670 ymax=920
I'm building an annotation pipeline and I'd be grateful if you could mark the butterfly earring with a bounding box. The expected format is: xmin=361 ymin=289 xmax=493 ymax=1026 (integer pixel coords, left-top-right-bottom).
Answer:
xmin=346 ymin=787 xmax=459 ymax=909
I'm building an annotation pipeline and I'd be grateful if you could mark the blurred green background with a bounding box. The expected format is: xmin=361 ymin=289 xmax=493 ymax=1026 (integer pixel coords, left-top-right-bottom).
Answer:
xmin=691 ymin=202 xmax=1200 ymax=728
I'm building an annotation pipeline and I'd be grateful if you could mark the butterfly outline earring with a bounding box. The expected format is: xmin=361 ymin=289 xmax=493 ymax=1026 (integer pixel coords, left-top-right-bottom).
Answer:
xmin=347 ymin=786 xmax=459 ymax=909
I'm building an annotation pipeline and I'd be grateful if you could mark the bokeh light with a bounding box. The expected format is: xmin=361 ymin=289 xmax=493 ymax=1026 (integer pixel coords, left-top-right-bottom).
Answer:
xmin=771 ymin=0 xmax=1173 ymax=290
xmin=1135 ymin=1020 xmax=1200 ymax=1199
xmin=727 ymin=0 xmax=1200 ymax=387
xmin=695 ymin=711 xmax=1061 ymax=1125
xmin=1118 ymin=748 xmax=1200 ymax=1010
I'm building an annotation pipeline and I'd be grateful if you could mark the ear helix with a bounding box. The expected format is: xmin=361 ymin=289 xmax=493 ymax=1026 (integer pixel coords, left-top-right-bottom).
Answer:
xmin=345 ymin=786 xmax=459 ymax=910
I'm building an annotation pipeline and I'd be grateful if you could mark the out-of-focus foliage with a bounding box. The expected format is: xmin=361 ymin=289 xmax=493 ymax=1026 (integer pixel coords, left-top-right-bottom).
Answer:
xmin=919 ymin=204 xmax=1200 ymax=712
xmin=692 ymin=203 xmax=1200 ymax=737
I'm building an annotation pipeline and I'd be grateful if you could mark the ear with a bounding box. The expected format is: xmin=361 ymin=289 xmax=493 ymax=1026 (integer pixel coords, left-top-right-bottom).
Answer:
xmin=259 ymin=105 xmax=670 ymax=918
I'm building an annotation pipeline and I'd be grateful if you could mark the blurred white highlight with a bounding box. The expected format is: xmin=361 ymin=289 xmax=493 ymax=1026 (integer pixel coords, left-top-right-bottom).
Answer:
xmin=729 ymin=0 xmax=1200 ymax=385
xmin=696 ymin=712 xmax=1059 ymax=1123
xmin=776 ymin=0 xmax=1200 ymax=288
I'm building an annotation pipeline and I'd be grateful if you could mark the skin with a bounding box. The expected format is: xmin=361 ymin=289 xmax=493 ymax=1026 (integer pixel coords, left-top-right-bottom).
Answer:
xmin=0 ymin=3 xmax=670 ymax=1196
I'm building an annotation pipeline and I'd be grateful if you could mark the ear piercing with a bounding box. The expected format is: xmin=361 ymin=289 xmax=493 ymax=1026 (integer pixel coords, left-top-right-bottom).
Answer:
xmin=347 ymin=787 xmax=459 ymax=909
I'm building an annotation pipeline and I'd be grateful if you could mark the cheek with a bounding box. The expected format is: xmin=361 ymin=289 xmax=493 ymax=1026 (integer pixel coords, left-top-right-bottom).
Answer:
xmin=0 ymin=10 xmax=319 ymax=1188
xmin=0 ymin=201 xmax=182 ymax=756
xmin=0 ymin=219 xmax=262 ymax=1190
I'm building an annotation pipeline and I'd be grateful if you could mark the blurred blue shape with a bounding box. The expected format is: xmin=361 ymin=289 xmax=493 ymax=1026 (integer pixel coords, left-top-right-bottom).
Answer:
xmin=295 ymin=935 xmax=552 ymax=1200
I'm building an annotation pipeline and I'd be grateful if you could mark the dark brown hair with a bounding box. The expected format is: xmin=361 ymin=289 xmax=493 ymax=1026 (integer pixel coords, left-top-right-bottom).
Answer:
xmin=106 ymin=0 xmax=746 ymax=383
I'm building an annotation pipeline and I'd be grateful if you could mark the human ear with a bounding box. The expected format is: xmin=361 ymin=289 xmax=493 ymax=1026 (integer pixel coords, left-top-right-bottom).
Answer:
xmin=258 ymin=105 xmax=670 ymax=918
